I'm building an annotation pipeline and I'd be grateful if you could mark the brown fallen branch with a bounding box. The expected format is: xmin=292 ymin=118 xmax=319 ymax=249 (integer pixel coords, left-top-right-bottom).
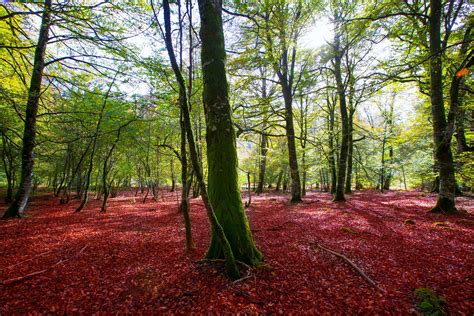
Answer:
xmin=0 ymin=250 xmax=53 ymax=272
xmin=0 ymin=237 xmax=68 ymax=272
xmin=0 ymin=245 xmax=88 ymax=286
xmin=311 ymin=241 xmax=386 ymax=293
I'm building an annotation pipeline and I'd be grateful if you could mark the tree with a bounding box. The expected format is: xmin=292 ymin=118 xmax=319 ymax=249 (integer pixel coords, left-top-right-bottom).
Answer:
xmin=364 ymin=0 xmax=471 ymax=212
xmin=197 ymin=0 xmax=262 ymax=267
xmin=427 ymin=0 xmax=456 ymax=213
xmin=2 ymin=0 xmax=52 ymax=219
xmin=162 ymin=0 xmax=262 ymax=277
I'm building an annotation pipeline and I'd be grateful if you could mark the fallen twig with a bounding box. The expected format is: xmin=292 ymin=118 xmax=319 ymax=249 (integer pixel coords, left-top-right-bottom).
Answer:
xmin=311 ymin=241 xmax=386 ymax=293
xmin=0 ymin=245 xmax=88 ymax=286
xmin=198 ymin=258 xmax=252 ymax=270
xmin=0 ymin=250 xmax=53 ymax=272
xmin=0 ymin=236 xmax=68 ymax=272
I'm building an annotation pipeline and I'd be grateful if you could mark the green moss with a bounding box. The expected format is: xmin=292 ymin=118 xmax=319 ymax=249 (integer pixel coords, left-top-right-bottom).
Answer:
xmin=198 ymin=0 xmax=262 ymax=267
xmin=414 ymin=288 xmax=447 ymax=316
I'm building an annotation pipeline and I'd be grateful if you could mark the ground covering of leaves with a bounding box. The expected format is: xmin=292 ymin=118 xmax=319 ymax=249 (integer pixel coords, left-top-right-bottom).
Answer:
xmin=0 ymin=190 xmax=473 ymax=314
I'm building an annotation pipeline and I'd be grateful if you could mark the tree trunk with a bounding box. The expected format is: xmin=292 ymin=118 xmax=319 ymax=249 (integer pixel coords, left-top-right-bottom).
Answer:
xmin=3 ymin=0 xmax=52 ymax=219
xmin=255 ymin=133 xmax=268 ymax=194
xmin=170 ymin=159 xmax=176 ymax=192
xmin=100 ymin=124 xmax=125 ymax=213
xmin=428 ymin=0 xmax=457 ymax=213
xmin=383 ymin=147 xmax=393 ymax=191
xmin=301 ymin=149 xmax=307 ymax=196
xmin=275 ymin=169 xmax=283 ymax=191
xmin=327 ymin=96 xmax=337 ymax=194
xmin=76 ymin=74 xmax=116 ymax=213
xmin=256 ymin=75 xmax=268 ymax=194
xmin=282 ymin=86 xmax=302 ymax=202
xmin=1 ymin=133 xmax=15 ymax=204
xmin=380 ymin=134 xmax=386 ymax=193
xmin=345 ymin=111 xmax=353 ymax=194
xmin=179 ymin=110 xmax=194 ymax=250
xmin=196 ymin=0 xmax=262 ymax=267
xmin=245 ymin=171 xmax=251 ymax=208
xmin=333 ymin=32 xmax=349 ymax=202
xmin=163 ymin=0 xmax=262 ymax=278
xmin=401 ymin=164 xmax=407 ymax=191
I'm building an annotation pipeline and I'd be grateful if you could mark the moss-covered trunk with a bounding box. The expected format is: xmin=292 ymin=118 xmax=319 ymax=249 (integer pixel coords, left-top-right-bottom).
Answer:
xmin=198 ymin=0 xmax=262 ymax=265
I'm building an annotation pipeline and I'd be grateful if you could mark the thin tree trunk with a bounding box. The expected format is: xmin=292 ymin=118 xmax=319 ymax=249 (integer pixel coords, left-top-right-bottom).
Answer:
xmin=1 ymin=133 xmax=14 ymax=204
xmin=101 ymin=122 xmax=128 ymax=213
xmin=327 ymin=96 xmax=337 ymax=194
xmin=282 ymin=87 xmax=302 ymax=202
xmin=333 ymin=30 xmax=349 ymax=202
xmin=345 ymin=111 xmax=353 ymax=194
xmin=255 ymin=133 xmax=268 ymax=194
xmin=170 ymin=159 xmax=176 ymax=192
xmin=275 ymin=169 xmax=283 ymax=191
xmin=76 ymin=74 xmax=116 ymax=213
xmin=245 ymin=171 xmax=251 ymax=208
xmin=179 ymin=109 xmax=194 ymax=249
xmin=380 ymin=134 xmax=386 ymax=193
xmin=401 ymin=164 xmax=407 ymax=191
xmin=383 ymin=147 xmax=393 ymax=191
xmin=302 ymin=149 xmax=307 ymax=196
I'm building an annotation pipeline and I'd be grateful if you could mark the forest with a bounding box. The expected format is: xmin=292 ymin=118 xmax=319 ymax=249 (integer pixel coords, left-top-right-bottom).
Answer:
xmin=0 ymin=0 xmax=473 ymax=314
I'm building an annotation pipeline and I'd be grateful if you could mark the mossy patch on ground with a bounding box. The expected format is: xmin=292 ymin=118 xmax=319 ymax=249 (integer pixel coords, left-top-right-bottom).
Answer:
xmin=414 ymin=288 xmax=447 ymax=316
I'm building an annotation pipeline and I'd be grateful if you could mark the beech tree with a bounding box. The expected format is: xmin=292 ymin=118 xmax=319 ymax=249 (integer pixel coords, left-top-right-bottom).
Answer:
xmin=197 ymin=0 xmax=262 ymax=267
xmin=2 ymin=0 xmax=52 ymax=219
xmin=374 ymin=0 xmax=470 ymax=212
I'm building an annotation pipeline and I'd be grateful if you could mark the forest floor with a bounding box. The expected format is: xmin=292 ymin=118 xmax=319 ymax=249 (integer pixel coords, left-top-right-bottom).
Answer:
xmin=0 ymin=190 xmax=473 ymax=314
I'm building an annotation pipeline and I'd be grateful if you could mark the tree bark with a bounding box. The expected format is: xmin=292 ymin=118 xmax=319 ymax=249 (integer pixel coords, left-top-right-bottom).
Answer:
xmin=256 ymin=75 xmax=268 ymax=194
xmin=170 ymin=159 xmax=176 ymax=192
xmin=275 ymin=169 xmax=283 ymax=191
xmin=162 ymin=0 xmax=262 ymax=277
xmin=179 ymin=110 xmax=194 ymax=250
xmin=428 ymin=0 xmax=457 ymax=213
xmin=333 ymin=31 xmax=349 ymax=202
xmin=282 ymin=86 xmax=302 ymax=202
xmin=1 ymin=133 xmax=15 ymax=204
xmin=327 ymin=97 xmax=337 ymax=194
xmin=196 ymin=0 xmax=262 ymax=267
xmin=255 ymin=133 xmax=268 ymax=194
xmin=345 ymin=111 xmax=353 ymax=194
xmin=3 ymin=0 xmax=52 ymax=219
